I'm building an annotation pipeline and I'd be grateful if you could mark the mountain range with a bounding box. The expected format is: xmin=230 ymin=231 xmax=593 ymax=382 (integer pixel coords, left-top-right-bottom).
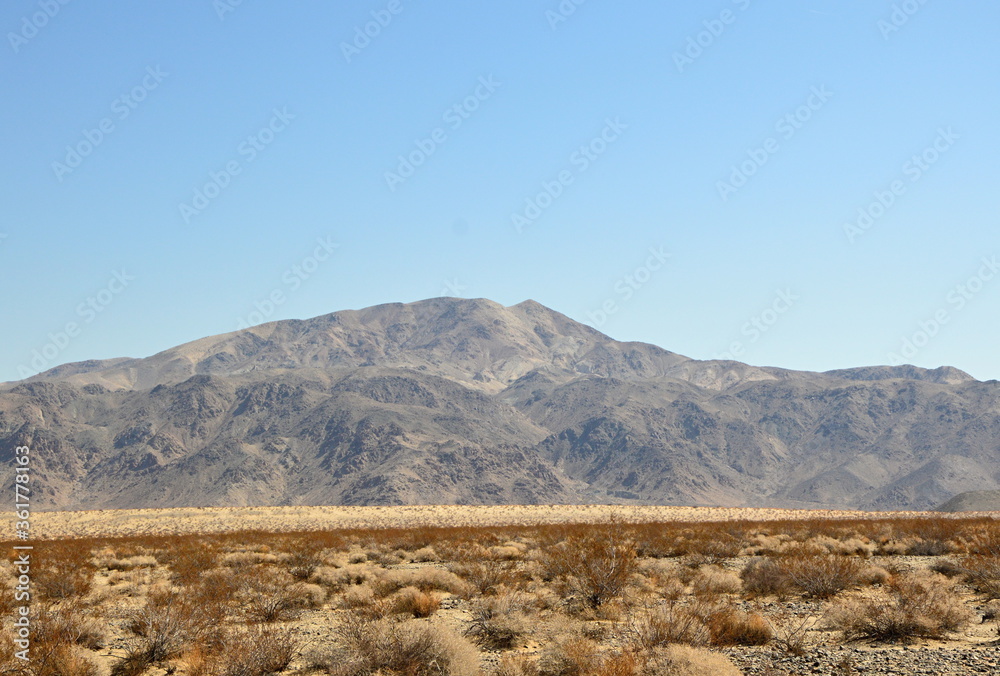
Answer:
xmin=2 ymin=297 xmax=997 ymax=511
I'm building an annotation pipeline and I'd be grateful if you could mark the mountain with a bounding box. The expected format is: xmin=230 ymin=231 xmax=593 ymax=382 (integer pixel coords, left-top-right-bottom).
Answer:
xmin=936 ymin=490 xmax=1000 ymax=512
xmin=2 ymin=298 xmax=997 ymax=511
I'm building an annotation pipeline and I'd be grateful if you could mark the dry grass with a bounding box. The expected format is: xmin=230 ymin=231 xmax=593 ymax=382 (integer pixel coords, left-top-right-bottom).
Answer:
xmin=320 ymin=614 xmax=479 ymax=676
xmin=1 ymin=510 xmax=997 ymax=675
xmin=828 ymin=571 xmax=974 ymax=641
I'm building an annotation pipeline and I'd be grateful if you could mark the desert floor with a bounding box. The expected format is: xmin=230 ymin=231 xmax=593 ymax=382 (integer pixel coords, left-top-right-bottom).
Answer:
xmin=2 ymin=507 xmax=998 ymax=676
xmin=23 ymin=504 xmax=999 ymax=540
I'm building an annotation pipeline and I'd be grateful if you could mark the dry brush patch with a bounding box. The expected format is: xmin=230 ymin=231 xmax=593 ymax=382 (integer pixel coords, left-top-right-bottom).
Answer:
xmin=1 ymin=513 xmax=998 ymax=675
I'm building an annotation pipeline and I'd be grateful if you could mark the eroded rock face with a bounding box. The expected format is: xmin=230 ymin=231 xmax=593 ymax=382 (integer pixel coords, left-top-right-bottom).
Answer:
xmin=1 ymin=297 xmax=996 ymax=511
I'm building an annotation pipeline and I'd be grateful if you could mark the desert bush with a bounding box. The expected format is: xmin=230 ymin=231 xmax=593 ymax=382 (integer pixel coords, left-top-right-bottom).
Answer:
xmin=494 ymin=654 xmax=540 ymax=676
xmin=222 ymin=551 xmax=279 ymax=568
xmin=960 ymin=555 xmax=1000 ymax=598
xmin=32 ymin=603 xmax=105 ymax=650
xmin=740 ymin=557 xmax=790 ymax=598
xmin=642 ymin=644 xmax=742 ymax=676
xmin=312 ymin=563 xmax=378 ymax=590
xmin=689 ymin=565 xmax=741 ymax=597
xmin=388 ymin=586 xmax=441 ymax=618
xmin=767 ymin=611 xmax=815 ymax=656
xmin=627 ymin=602 xmax=710 ymax=648
xmin=322 ymin=615 xmax=478 ymax=676
xmin=543 ymin=531 xmax=637 ymax=608
xmin=192 ymin=625 xmax=298 ymax=676
xmin=982 ymin=599 xmax=1000 ymax=621
xmin=34 ymin=543 xmax=94 ymax=601
xmin=781 ymin=552 xmax=866 ymax=599
xmin=97 ymin=554 xmax=159 ymax=572
xmin=340 ymin=583 xmax=376 ymax=609
xmin=285 ymin=545 xmax=327 ymax=580
xmin=451 ymin=559 xmax=521 ymax=595
xmin=237 ymin=568 xmax=312 ymax=622
xmin=164 ymin=542 xmax=219 ymax=585
xmin=465 ymin=592 xmax=531 ymax=649
xmin=929 ymin=558 xmax=965 ymax=578
xmin=114 ymin=589 xmax=223 ymax=676
xmin=537 ymin=637 xmax=601 ymax=676
xmin=374 ymin=567 xmax=470 ymax=597
xmin=828 ymin=571 xmax=974 ymax=641
xmin=7 ymin=643 xmax=100 ymax=676
xmin=412 ymin=546 xmax=439 ymax=562
xmin=704 ymin=607 xmax=772 ymax=646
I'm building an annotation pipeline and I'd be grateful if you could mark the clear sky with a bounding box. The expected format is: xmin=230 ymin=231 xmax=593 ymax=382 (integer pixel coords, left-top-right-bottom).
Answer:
xmin=3 ymin=1 xmax=998 ymax=383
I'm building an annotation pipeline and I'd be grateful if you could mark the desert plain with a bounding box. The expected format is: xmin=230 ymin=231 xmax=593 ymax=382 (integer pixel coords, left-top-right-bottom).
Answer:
xmin=3 ymin=506 xmax=999 ymax=676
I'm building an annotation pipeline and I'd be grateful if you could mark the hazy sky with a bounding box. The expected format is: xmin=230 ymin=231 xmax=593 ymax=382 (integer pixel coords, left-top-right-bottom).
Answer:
xmin=3 ymin=1 xmax=998 ymax=383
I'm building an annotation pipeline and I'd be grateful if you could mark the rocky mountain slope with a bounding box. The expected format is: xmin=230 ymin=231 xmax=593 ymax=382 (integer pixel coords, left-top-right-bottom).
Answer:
xmin=2 ymin=298 xmax=997 ymax=511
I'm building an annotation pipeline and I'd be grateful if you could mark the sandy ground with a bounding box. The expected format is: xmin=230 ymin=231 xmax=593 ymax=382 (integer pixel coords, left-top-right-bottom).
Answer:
xmin=17 ymin=504 xmax=999 ymax=539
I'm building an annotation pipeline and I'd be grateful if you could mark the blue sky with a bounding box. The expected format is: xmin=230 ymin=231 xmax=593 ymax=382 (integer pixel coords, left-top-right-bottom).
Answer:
xmin=2 ymin=1 xmax=999 ymax=383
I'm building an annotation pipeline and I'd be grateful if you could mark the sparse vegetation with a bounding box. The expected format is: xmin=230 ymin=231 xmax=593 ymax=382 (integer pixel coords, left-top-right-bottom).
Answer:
xmin=1 ymin=512 xmax=997 ymax=674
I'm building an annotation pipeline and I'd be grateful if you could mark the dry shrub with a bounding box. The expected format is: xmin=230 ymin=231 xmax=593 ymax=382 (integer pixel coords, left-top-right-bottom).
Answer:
xmin=543 ymin=532 xmax=637 ymax=608
xmin=32 ymin=603 xmax=105 ymax=650
xmin=704 ymin=607 xmax=772 ymax=646
xmin=642 ymin=644 xmax=742 ymax=676
xmin=323 ymin=615 xmax=478 ymax=676
xmin=465 ymin=592 xmax=531 ymax=649
xmin=982 ymin=599 xmax=1000 ymax=621
xmin=490 ymin=544 xmax=526 ymax=560
xmin=689 ymin=566 xmax=741 ymax=597
xmin=237 ymin=567 xmax=312 ymax=622
xmin=164 ymin=542 xmax=219 ymax=585
xmin=114 ymin=588 xmax=223 ymax=676
xmin=190 ymin=625 xmax=298 ymax=676
xmin=340 ymin=583 xmax=376 ymax=609
xmin=34 ymin=543 xmax=94 ymax=601
xmin=375 ymin=567 xmax=470 ymax=597
xmin=451 ymin=559 xmax=521 ymax=595
xmin=388 ymin=586 xmax=441 ymax=618
xmin=960 ymin=555 xmax=1000 ymax=598
xmin=767 ymin=611 xmax=815 ymax=656
xmin=537 ymin=637 xmax=600 ymax=676
xmin=829 ymin=571 xmax=974 ymax=641
xmin=285 ymin=545 xmax=327 ymax=580
xmin=98 ymin=554 xmax=159 ymax=571
xmin=494 ymin=654 xmax=540 ymax=676
xmin=312 ymin=563 xmax=378 ymax=590
xmin=740 ymin=557 xmax=790 ymax=598
xmin=8 ymin=643 xmax=100 ymax=676
xmin=781 ymin=552 xmax=866 ymax=599
xmin=412 ymin=546 xmax=439 ymax=562
xmin=222 ymin=551 xmax=278 ymax=568
xmin=628 ymin=602 xmax=710 ymax=648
